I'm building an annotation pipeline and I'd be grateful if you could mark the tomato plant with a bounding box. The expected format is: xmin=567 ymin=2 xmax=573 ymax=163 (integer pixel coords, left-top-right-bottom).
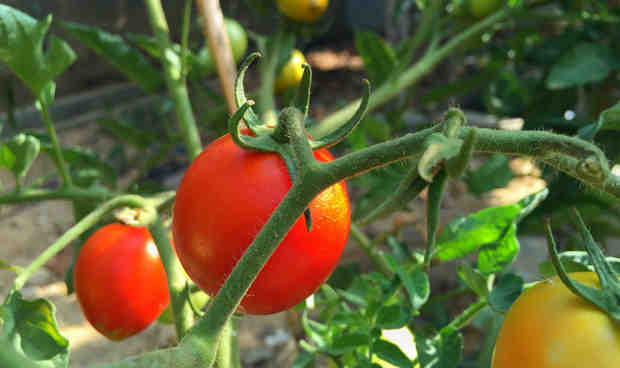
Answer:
xmin=276 ymin=0 xmax=329 ymax=22
xmin=491 ymin=272 xmax=620 ymax=368
xmin=469 ymin=0 xmax=502 ymax=18
xmin=172 ymin=132 xmax=350 ymax=314
xmin=275 ymin=49 xmax=307 ymax=95
xmin=74 ymin=223 xmax=170 ymax=340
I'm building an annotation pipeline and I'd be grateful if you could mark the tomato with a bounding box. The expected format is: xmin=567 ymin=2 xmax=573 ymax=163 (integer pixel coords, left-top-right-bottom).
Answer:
xmin=224 ymin=18 xmax=248 ymax=63
xmin=275 ymin=49 xmax=307 ymax=95
xmin=277 ymin=0 xmax=329 ymax=22
xmin=492 ymin=272 xmax=620 ymax=368
xmin=469 ymin=0 xmax=502 ymax=19
xmin=172 ymin=132 xmax=350 ymax=314
xmin=74 ymin=223 xmax=170 ymax=340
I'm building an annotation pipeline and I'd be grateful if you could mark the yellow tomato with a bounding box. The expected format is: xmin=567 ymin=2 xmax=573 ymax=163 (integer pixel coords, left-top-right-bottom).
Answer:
xmin=277 ymin=0 xmax=329 ymax=22
xmin=274 ymin=49 xmax=307 ymax=95
xmin=492 ymin=272 xmax=620 ymax=368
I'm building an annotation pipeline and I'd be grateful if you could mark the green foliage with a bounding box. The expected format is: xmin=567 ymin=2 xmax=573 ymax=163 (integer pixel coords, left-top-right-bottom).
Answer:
xmin=0 ymin=134 xmax=40 ymax=184
xmin=546 ymin=42 xmax=617 ymax=90
xmin=0 ymin=5 xmax=76 ymax=100
xmin=355 ymin=30 xmax=398 ymax=87
xmin=487 ymin=273 xmax=523 ymax=313
xmin=1 ymin=290 xmax=69 ymax=367
xmin=415 ymin=326 xmax=463 ymax=368
xmin=435 ymin=189 xmax=548 ymax=273
xmin=59 ymin=21 xmax=164 ymax=93
xmin=464 ymin=154 xmax=512 ymax=195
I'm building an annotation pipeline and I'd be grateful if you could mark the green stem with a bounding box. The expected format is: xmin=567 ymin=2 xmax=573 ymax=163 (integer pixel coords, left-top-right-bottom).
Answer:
xmin=257 ymin=34 xmax=281 ymax=125
xmin=349 ymin=223 xmax=391 ymax=275
xmin=148 ymin=217 xmax=194 ymax=340
xmin=424 ymin=170 xmax=448 ymax=267
xmin=39 ymin=102 xmax=72 ymax=186
xmin=144 ymin=0 xmax=202 ymax=160
xmin=0 ymin=187 xmax=110 ymax=204
xmin=214 ymin=320 xmax=240 ymax=368
xmin=310 ymin=7 xmax=512 ymax=138
xmin=445 ymin=299 xmax=488 ymax=331
xmin=180 ymin=178 xmax=322 ymax=367
xmin=324 ymin=125 xmax=620 ymax=199
xmin=12 ymin=192 xmax=174 ymax=290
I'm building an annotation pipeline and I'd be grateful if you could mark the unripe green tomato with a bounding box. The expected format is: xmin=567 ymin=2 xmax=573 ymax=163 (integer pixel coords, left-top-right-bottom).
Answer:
xmin=277 ymin=0 xmax=329 ymax=22
xmin=196 ymin=18 xmax=248 ymax=72
xmin=469 ymin=0 xmax=502 ymax=19
xmin=275 ymin=49 xmax=307 ymax=95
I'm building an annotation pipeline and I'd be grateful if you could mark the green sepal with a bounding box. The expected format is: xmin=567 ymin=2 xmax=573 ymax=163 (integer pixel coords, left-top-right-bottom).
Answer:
xmin=228 ymin=101 xmax=278 ymax=152
xmin=446 ymin=128 xmax=477 ymax=179
xmin=310 ymin=80 xmax=371 ymax=149
xmin=545 ymin=210 xmax=620 ymax=323
xmin=292 ymin=63 xmax=312 ymax=122
xmin=234 ymin=52 xmax=271 ymax=134
xmin=424 ymin=169 xmax=448 ymax=265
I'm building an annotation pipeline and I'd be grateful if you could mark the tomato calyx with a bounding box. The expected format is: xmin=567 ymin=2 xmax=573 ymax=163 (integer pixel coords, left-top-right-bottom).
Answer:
xmin=545 ymin=209 xmax=620 ymax=323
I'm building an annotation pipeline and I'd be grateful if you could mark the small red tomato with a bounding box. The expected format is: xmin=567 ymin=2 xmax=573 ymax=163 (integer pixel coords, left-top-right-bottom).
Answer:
xmin=74 ymin=223 xmax=170 ymax=340
xmin=172 ymin=133 xmax=351 ymax=314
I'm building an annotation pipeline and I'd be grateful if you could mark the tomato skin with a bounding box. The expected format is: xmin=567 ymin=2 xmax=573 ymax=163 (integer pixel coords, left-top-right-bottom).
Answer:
xmin=277 ymin=0 xmax=329 ymax=22
xmin=172 ymin=133 xmax=350 ymax=314
xmin=275 ymin=49 xmax=307 ymax=95
xmin=74 ymin=224 xmax=170 ymax=340
xmin=492 ymin=272 xmax=620 ymax=368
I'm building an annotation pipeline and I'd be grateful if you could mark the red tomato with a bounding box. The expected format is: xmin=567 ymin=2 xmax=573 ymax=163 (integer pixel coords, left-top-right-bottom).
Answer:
xmin=172 ymin=133 xmax=350 ymax=314
xmin=74 ymin=223 xmax=170 ymax=340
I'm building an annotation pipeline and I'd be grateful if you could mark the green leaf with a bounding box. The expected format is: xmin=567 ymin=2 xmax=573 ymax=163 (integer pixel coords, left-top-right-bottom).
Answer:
xmin=465 ymin=154 xmax=512 ymax=195
xmin=373 ymin=339 xmax=414 ymax=368
xmin=416 ymin=326 xmax=463 ymax=368
xmin=599 ymin=101 xmax=620 ymax=131
xmin=435 ymin=189 xmax=548 ymax=262
xmin=0 ymin=5 xmax=76 ymax=98
xmin=477 ymin=223 xmax=520 ymax=274
xmin=1 ymin=290 xmax=69 ymax=367
xmin=488 ymin=273 xmax=523 ymax=313
xmin=376 ymin=305 xmax=411 ymax=329
xmin=384 ymin=255 xmax=430 ymax=311
xmin=546 ymin=43 xmax=616 ymax=90
xmin=0 ymin=144 xmax=17 ymax=171
xmin=2 ymin=134 xmax=41 ymax=181
xmin=355 ymin=31 xmax=398 ymax=86
xmin=456 ymin=263 xmax=489 ymax=297
xmin=59 ymin=21 xmax=163 ymax=93
xmin=291 ymin=349 xmax=315 ymax=368
xmin=539 ymin=251 xmax=620 ymax=278
xmin=328 ymin=332 xmax=370 ymax=355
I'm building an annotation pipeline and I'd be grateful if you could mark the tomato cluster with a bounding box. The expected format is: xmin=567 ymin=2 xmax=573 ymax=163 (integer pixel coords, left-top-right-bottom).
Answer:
xmin=172 ymin=132 xmax=351 ymax=314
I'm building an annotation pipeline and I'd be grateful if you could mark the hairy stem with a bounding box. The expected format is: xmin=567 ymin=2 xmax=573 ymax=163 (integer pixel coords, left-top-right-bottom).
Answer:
xmin=149 ymin=217 xmax=194 ymax=340
xmin=39 ymin=102 xmax=72 ymax=186
xmin=144 ymin=0 xmax=202 ymax=160
xmin=0 ymin=187 xmax=110 ymax=204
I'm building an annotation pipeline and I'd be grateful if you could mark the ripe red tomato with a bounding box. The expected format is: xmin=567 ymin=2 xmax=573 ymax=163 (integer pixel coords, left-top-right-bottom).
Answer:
xmin=492 ymin=272 xmax=620 ymax=367
xmin=74 ymin=223 xmax=170 ymax=340
xmin=172 ymin=133 xmax=350 ymax=314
